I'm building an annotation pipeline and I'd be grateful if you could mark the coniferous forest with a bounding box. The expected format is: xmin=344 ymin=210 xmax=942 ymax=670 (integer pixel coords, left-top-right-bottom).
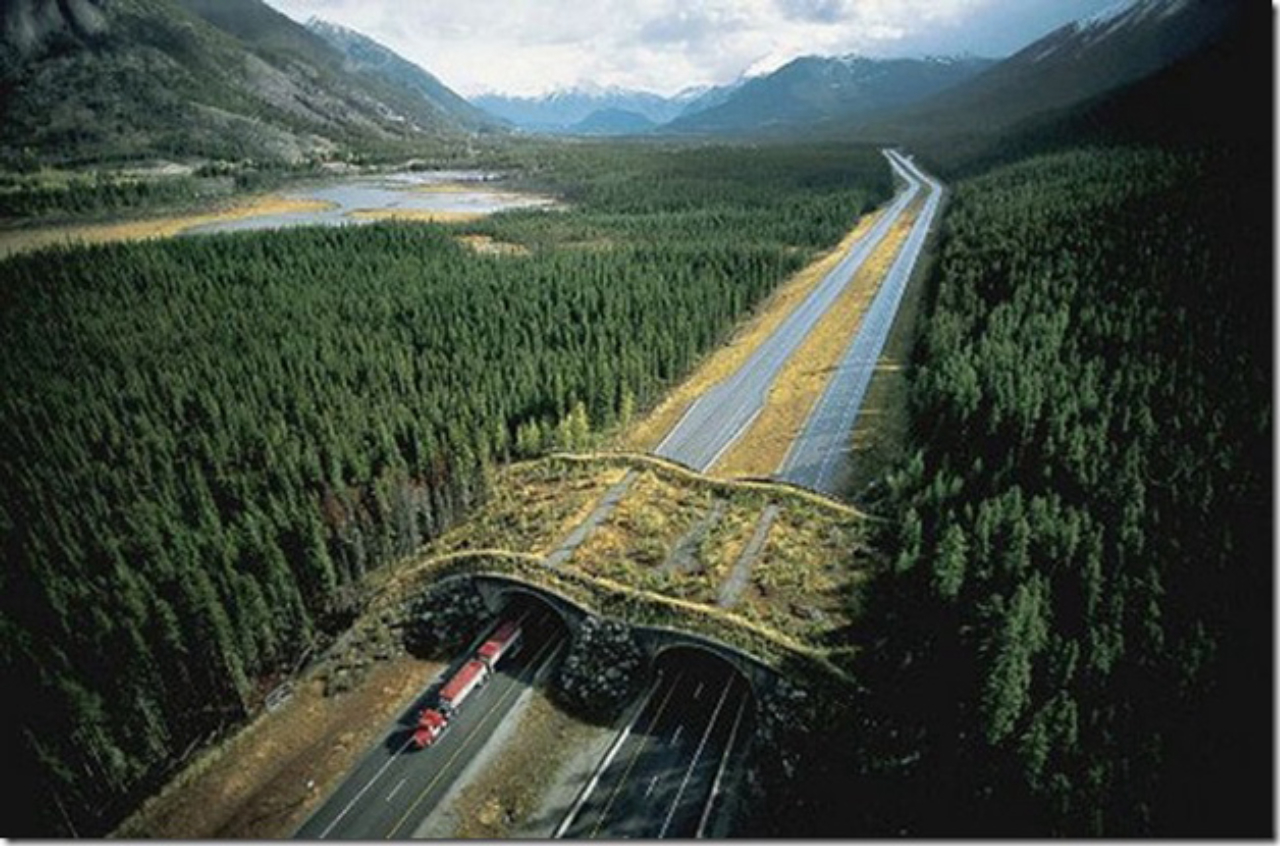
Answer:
xmin=2 ymin=3 xmax=1273 ymax=835
xmin=0 ymin=143 xmax=890 ymax=835
xmin=847 ymin=145 xmax=1271 ymax=836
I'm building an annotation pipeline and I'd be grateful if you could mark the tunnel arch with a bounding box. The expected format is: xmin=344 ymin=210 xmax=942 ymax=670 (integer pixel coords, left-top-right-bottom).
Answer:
xmin=469 ymin=574 xmax=588 ymax=635
xmin=645 ymin=636 xmax=772 ymax=699
xmin=436 ymin=573 xmax=779 ymax=697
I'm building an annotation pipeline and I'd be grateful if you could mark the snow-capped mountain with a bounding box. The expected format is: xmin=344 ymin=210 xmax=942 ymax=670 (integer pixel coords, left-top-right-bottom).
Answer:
xmin=473 ymin=85 xmax=698 ymax=133
xmin=660 ymin=54 xmax=995 ymax=135
xmin=887 ymin=0 xmax=1242 ymax=135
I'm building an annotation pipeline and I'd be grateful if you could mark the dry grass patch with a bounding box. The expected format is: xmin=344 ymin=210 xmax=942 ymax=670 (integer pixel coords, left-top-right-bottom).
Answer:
xmin=347 ymin=208 xmax=485 ymax=224
xmin=736 ymin=503 xmax=868 ymax=644
xmin=427 ymin=460 xmax=629 ymax=558
xmin=572 ymin=469 xmax=715 ymax=591
xmin=115 ymin=656 xmax=441 ymax=840
xmin=408 ymin=182 xmax=479 ymax=194
xmin=615 ymin=209 xmax=883 ymax=452
xmin=713 ymin=201 xmax=921 ymax=479
xmin=0 ymin=194 xmax=334 ymax=259
xmin=458 ymin=234 xmax=531 ymax=256
xmin=700 ymin=501 xmax=770 ymax=589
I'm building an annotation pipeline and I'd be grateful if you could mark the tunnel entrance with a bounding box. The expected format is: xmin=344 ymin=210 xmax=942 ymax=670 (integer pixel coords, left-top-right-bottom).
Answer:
xmin=491 ymin=588 xmax=577 ymax=636
xmin=651 ymin=644 xmax=757 ymax=696
xmin=557 ymin=645 xmax=757 ymax=838
xmin=391 ymin=583 xmax=570 ymax=754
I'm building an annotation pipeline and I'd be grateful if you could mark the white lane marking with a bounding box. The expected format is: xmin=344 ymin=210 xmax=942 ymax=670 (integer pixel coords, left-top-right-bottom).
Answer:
xmin=645 ymin=774 xmax=660 ymax=798
xmin=670 ymin=724 xmax=684 ymax=746
xmin=659 ymin=678 xmax=735 ymax=838
xmin=385 ymin=635 xmax=567 ymax=838
xmin=654 ymin=394 xmax=708 ymax=458
xmin=552 ymin=672 xmax=668 ymax=838
xmin=318 ymin=734 xmax=413 ymax=838
xmin=701 ymin=404 xmax=762 ymax=473
xmin=307 ymin=615 xmax=522 ymax=838
xmin=695 ymin=693 xmax=749 ymax=838
xmin=659 ymin=153 xmax=919 ymax=471
xmin=386 ymin=778 xmax=407 ymax=803
xmin=693 ymin=682 xmax=703 ymax=700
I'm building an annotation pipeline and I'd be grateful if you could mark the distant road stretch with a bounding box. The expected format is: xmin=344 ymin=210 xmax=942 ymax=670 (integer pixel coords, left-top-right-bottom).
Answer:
xmin=777 ymin=150 xmax=943 ymax=495
xmin=653 ymin=149 xmax=925 ymax=472
xmin=295 ymin=613 xmax=565 ymax=840
xmin=555 ymin=658 xmax=751 ymax=839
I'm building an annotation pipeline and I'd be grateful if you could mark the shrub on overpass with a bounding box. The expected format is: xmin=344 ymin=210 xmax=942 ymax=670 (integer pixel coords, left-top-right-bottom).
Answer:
xmin=553 ymin=616 xmax=646 ymax=723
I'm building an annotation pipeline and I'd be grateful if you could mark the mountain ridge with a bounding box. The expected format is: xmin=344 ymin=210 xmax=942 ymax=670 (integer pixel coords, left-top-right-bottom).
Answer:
xmin=305 ymin=17 xmax=505 ymax=135
xmin=859 ymin=0 xmax=1242 ymax=141
xmin=472 ymin=86 xmax=707 ymax=133
xmin=568 ymin=107 xmax=656 ymax=136
xmin=0 ymin=0 xmax=488 ymax=166
xmin=658 ymin=54 xmax=996 ymax=136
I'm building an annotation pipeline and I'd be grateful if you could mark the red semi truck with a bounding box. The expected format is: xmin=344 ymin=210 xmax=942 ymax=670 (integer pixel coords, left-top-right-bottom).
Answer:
xmin=410 ymin=618 xmax=525 ymax=750
xmin=411 ymin=660 xmax=487 ymax=749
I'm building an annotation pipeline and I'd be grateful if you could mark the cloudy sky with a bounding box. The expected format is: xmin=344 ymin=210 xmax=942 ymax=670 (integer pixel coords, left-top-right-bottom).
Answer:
xmin=263 ymin=0 xmax=1125 ymax=97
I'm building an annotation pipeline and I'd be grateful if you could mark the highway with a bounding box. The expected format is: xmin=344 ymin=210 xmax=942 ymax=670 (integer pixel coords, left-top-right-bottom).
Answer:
xmin=294 ymin=151 xmax=936 ymax=841
xmin=294 ymin=611 xmax=565 ymax=839
xmin=653 ymin=149 xmax=925 ymax=473
xmin=555 ymin=654 xmax=752 ymax=839
xmin=778 ymin=150 xmax=944 ymax=495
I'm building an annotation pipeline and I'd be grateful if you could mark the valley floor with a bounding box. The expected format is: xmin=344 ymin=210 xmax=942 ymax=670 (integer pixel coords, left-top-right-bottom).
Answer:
xmin=110 ymin=167 xmax=918 ymax=838
xmin=0 ymin=194 xmax=332 ymax=259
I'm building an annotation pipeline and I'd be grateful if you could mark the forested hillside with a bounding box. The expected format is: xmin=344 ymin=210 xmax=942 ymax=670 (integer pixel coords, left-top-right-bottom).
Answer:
xmin=848 ymin=147 xmax=1270 ymax=835
xmin=0 ymin=143 xmax=890 ymax=836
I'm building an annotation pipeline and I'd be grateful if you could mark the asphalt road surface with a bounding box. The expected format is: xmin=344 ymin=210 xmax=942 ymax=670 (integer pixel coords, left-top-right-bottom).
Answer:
xmin=294 ymin=612 xmax=565 ymax=839
xmin=653 ymin=149 xmax=926 ymax=472
xmin=556 ymin=656 xmax=752 ymax=839
xmin=777 ymin=150 xmax=943 ymax=495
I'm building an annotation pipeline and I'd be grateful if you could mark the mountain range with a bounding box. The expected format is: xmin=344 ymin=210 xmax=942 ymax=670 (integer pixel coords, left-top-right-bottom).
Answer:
xmin=472 ymin=84 xmax=721 ymax=134
xmin=857 ymin=0 xmax=1245 ymax=142
xmin=477 ymin=55 xmax=996 ymax=138
xmin=0 ymin=0 xmax=1250 ymax=164
xmin=305 ymin=17 xmax=504 ymax=135
xmin=660 ymin=54 xmax=995 ymax=136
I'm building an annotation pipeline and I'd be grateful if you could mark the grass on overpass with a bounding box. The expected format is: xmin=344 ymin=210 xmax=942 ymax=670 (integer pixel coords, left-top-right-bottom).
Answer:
xmin=369 ymin=453 xmax=880 ymax=686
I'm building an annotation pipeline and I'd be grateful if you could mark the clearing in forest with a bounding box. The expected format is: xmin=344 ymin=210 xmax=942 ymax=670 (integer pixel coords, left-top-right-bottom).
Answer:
xmin=712 ymin=200 xmax=921 ymax=480
xmin=0 ymin=194 xmax=334 ymax=259
xmin=409 ymin=454 xmax=873 ymax=656
xmin=614 ymin=208 xmax=884 ymax=453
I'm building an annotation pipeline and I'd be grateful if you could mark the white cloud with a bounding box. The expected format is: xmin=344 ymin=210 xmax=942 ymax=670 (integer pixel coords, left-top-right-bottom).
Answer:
xmin=262 ymin=0 xmax=1121 ymax=96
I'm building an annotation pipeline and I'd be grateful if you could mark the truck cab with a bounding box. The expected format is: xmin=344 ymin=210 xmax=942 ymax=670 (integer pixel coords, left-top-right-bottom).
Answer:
xmin=411 ymin=708 xmax=448 ymax=749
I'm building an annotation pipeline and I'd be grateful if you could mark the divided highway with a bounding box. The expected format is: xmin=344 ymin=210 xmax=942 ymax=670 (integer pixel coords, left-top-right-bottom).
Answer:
xmin=778 ymin=150 xmax=944 ymax=494
xmin=294 ymin=149 xmax=940 ymax=842
xmin=555 ymin=656 xmax=751 ymax=839
xmin=294 ymin=612 xmax=565 ymax=839
xmin=654 ymin=149 xmax=926 ymax=473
